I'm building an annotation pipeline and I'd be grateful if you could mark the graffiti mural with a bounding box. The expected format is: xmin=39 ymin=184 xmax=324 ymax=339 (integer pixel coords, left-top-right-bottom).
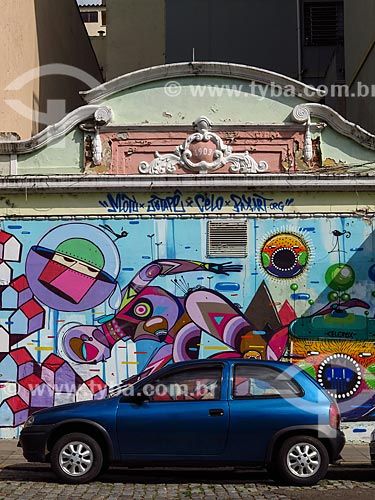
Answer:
xmin=1 ymin=216 xmax=375 ymax=436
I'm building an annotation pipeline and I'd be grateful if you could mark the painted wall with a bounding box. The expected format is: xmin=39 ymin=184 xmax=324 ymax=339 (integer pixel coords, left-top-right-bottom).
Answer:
xmin=1 ymin=190 xmax=375 ymax=437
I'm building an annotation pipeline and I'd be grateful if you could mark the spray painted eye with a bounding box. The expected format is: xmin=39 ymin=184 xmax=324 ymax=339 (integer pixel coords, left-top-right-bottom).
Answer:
xmin=133 ymin=301 xmax=152 ymax=318
xmin=260 ymin=232 xmax=310 ymax=279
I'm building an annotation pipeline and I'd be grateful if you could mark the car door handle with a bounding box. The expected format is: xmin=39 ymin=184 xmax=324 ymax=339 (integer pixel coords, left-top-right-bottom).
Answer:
xmin=209 ymin=408 xmax=224 ymax=417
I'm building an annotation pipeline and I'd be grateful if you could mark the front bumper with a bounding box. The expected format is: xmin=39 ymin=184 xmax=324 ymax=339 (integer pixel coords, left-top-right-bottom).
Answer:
xmin=19 ymin=424 xmax=55 ymax=462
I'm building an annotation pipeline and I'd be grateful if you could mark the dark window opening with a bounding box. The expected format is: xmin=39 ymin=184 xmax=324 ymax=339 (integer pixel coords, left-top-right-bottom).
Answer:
xmin=81 ymin=11 xmax=99 ymax=23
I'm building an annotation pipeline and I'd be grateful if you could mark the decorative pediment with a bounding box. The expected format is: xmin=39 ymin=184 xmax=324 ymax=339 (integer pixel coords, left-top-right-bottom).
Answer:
xmin=138 ymin=117 xmax=269 ymax=175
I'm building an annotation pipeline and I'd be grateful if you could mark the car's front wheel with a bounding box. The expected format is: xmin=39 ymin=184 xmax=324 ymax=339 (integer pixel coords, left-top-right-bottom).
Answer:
xmin=50 ymin=433 xmax=103 ymax=484
xmin=271 ymin=435 xmax=329 ymax=486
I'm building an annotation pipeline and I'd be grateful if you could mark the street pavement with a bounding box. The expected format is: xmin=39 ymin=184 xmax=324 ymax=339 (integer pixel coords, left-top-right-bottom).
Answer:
xmin=0 ymin=440 xmax=374 ymax=499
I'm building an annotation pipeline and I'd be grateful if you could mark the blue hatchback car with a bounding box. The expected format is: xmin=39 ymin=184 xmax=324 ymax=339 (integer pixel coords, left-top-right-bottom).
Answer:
xmin=19 ymin=359 xmax=345 ymax=485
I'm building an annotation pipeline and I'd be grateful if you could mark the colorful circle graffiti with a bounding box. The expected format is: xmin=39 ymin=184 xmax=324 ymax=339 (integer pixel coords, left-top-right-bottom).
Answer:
xmin=260 ymin=232 xmax=309 ymax=279
xmin=317 ymin=354 xmax=362 ymax=400
xmin=26 ymin=224 xmax=120 ymax=312
xmin=325 ymin=264 xmax=355 ymax=292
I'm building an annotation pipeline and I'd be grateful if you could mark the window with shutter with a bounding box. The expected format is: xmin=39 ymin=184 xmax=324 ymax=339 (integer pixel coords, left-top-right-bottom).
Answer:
xmin=303 ymin=1 xmax=344 ymax=46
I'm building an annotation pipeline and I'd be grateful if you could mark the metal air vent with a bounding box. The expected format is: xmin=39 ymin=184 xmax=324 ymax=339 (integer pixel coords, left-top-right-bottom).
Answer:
xmin=207 ymin=221 xmax=248 ymax=258
xmin=304 ymin=1 xmax=344 ymax=46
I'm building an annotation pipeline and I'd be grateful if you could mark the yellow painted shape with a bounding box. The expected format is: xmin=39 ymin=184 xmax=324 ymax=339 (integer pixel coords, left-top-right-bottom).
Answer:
xmin=119 ymin=287 xmax=138 ymax=310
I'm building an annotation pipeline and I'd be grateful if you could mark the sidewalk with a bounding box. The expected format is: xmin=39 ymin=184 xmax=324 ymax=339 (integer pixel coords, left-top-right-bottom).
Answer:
xmin=0 ymin=439 xmax=371 ymax=470
xmin=341 ymin=442 xmax=371 ymax=464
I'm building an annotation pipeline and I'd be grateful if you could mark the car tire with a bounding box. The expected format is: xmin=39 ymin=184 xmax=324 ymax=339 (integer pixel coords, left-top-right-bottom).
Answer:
xmin=50 ymin=433 xmax=103 ymax=484
xmin=271 ymin=435 xmax=329 ymax=486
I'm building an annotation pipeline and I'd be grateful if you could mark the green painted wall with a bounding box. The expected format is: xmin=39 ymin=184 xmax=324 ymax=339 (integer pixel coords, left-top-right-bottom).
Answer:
xmin=17 ymin=130 xmax=83 ymax=174
xmin=99 ymin=77 xmax=307 ymax=125
xmin=317 ymin=128 xmax=375 ymax=170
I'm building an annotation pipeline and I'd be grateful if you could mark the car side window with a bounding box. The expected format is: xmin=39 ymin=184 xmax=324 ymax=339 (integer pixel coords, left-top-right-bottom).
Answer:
xmin=144 ymin=366 xmax=222 ymax=402
xmin=233 ymin=365 xmax=302 ymax=399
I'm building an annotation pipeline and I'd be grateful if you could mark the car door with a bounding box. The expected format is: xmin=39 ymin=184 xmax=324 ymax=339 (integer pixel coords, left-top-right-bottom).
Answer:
xmin=227 ymin=363 xmax=305 ymax=462
xmin=116 ymin=363 xmax=230 ymax=459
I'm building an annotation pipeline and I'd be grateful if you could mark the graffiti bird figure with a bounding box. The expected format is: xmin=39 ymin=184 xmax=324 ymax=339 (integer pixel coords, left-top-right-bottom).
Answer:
xmin=329 ymin=229 xmax=351 ymax=256
xmin=62 ymin=259 xmax=267 ymax=377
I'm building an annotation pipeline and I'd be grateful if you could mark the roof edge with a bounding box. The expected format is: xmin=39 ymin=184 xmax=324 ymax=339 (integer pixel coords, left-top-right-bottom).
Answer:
xmin=80 ymin=62 xmax=326 ymax=104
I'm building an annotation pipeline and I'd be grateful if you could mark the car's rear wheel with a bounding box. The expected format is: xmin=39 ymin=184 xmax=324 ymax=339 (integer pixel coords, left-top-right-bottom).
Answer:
xmin=51 ymin=433 xmax=103 ymax=484
xmin=271 ymin=435 xmax=329 ymax=486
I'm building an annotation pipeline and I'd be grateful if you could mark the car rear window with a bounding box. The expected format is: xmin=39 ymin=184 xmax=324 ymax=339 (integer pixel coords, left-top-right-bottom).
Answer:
xmin=233 ymin=365 xmax=302 ymax=399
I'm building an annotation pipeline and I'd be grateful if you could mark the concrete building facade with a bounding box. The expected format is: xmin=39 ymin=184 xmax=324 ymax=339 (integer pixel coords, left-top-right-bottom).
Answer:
xmin=103 ymin=0 xmax=344 ymax=86
xmin=77 ymin=0 xmax=107 ymax=37
xmin=344 ymin=0 xmax=375 ymax=134
xmin=0 ymin=0 xmax=103 ymax=139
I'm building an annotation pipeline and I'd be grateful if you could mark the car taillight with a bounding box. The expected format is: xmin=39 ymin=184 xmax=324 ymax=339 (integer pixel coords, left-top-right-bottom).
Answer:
xmin=329 ymin=402 xmax=341 ymax=429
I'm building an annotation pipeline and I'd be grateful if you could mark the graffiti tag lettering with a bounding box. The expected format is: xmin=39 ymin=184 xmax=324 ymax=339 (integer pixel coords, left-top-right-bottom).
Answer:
xmin=327 ymin=331 xmax=355 ymax=339
xmin=99 ymin=194 xmax=139 ymax=213
xmin=98 ymin=191 xmax=295 ymax=214
xmin=194 ymin=194 xmax=224 ymax=213
xmin=147 ymin=191 xmax=185 ymax=213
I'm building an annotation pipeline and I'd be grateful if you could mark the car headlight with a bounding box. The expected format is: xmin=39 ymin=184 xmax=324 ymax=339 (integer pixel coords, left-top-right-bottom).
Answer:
xmin=23 ymin=415 xmax=35 ymax=428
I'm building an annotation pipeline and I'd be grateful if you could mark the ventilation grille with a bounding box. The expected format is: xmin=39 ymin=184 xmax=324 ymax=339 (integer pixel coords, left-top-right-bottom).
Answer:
xmin=304 ymin=2 xmax=344 ymax=46
xmin=207 ymin=221 xmax=248 ymax=258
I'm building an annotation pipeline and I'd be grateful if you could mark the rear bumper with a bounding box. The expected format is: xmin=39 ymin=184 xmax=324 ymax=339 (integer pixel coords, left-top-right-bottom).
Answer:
xmin=330 ymin=429 xmax=346 ymax=461
xmin=19 ymin=425 xmax=55 ymax=462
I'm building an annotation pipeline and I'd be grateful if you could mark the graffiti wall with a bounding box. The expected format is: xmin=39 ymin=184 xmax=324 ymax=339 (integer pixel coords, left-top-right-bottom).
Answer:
xmin=1 ymin=213 xmax=375 ymax=436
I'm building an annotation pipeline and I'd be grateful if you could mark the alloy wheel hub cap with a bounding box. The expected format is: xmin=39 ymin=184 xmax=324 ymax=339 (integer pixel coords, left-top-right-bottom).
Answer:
xmin=287 ymin=443 xmax=321 ymax=478
xmin=59 ymin=441 xmax=94 ymax=476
